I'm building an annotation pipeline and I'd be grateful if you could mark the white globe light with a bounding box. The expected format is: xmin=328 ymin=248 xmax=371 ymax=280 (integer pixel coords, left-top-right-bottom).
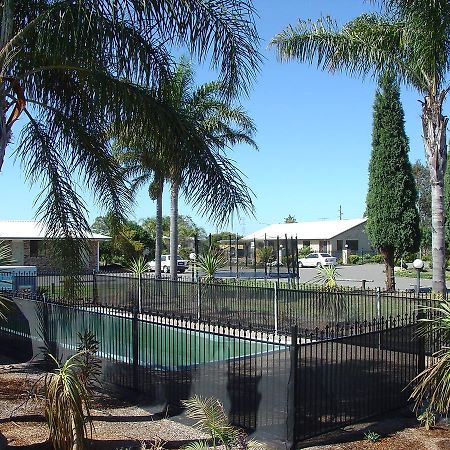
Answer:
xmin=413 ymin=258 xmax=424 ymax=270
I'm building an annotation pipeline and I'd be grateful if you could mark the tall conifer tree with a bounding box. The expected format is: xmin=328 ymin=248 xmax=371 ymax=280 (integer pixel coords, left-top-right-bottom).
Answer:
xmin=366 ymin=73 xmax=420 ymax=291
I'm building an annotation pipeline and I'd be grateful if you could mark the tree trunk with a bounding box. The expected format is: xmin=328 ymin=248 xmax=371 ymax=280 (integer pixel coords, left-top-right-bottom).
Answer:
xmin=380 ymin=246 xmax=395 ymax=291
xmin=0 ymin=0 xmax=14 ymax=171
xmin=154 ymin=178 xmax=164 ymax=279
xmin=422 ymin=92 xmax=448 ymax=295
xmin=170 ymin=179 xmax=179 ymax=281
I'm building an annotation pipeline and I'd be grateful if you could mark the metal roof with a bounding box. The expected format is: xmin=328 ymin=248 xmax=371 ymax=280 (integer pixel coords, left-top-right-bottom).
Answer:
xmin=0 ymin=220 xmax=110 ymax=240
xmin=241 ymin=218 xmax=367 ymax=241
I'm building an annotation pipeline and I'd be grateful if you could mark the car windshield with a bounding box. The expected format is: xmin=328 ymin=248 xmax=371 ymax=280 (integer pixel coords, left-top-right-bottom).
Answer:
xmin=320 ymin=253 xmax=332 ymax=257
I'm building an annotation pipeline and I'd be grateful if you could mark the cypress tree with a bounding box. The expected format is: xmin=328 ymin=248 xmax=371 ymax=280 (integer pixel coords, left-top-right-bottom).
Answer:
xmin=366 ymin=73 xmax=420 ymax=291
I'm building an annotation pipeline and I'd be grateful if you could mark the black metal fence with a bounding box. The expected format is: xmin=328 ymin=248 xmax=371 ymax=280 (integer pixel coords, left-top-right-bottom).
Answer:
xmin=1 ymin=270 xmax=438 ymax=335
xmin=0 ymin=291 xmax=439 ymax=448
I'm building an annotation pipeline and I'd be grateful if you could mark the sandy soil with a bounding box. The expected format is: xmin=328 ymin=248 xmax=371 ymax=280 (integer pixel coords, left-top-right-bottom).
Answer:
xmin=0 ymin=360 xmax=449 ymax=449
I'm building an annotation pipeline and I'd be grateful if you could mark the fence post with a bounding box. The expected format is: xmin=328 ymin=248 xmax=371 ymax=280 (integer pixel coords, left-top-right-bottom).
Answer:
xmin=273 ymin=281 xmax=278 ymax=335
xmin=138 ymin=272 xmax=142 ymax=313
xmin=92 ymin=270 xmax=98 ymax=304
xmin=417 ymin=307 xmax=426 ymax=374
xmin=197 ymin=278 xmax=201 ymax=321
xmin=132 ymin=305 xmax=139 ymax=391
xmin=376 ymin=287 xmax=382 ymax=350
xmin=287 ymin=325 xmax=299 ymax=450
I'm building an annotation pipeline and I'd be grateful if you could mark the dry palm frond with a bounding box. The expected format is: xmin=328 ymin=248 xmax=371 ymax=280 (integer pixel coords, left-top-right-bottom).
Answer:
xmin=410 ymin=346 xmax=450 ymax=415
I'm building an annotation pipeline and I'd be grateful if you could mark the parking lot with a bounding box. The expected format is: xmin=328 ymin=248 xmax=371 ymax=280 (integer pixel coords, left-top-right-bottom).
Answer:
xmin=211 ymin=263 xmax=431 ymax=291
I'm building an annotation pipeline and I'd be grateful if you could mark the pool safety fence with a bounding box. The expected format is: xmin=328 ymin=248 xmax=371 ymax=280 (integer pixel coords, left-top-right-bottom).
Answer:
xmin=0 ymin=295 xmax=440 ymax=448
xmin=1 ymin=270 xmax=441 ymax=335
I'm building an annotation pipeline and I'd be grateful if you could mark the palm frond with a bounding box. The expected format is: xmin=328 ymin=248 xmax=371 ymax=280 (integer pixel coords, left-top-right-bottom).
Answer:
xmin=182 ymin=396 xmax=240 ymax=448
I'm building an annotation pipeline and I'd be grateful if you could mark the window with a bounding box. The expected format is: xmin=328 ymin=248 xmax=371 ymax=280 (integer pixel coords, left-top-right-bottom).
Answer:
xmin=346 ymin=240 xmax=359 ymax=251
xmin=302 ymin=241 xmax=310 ymax=248
xmin=337 ymin=240 xmax=343 ymax=251
xmin=30 ymin=240 xmax=45 ymax=257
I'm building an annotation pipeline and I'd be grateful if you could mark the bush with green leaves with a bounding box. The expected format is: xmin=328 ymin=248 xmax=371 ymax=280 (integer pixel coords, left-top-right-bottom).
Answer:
xmin=256 ymin=246 xmax=274 ymax=266
xmin=299 ymin=246 xmax=312 ymax=258
xmin=370 ymin=254 xmax=384 ymax=264
xmin=347 ymin=254 xmax=360 ymax=265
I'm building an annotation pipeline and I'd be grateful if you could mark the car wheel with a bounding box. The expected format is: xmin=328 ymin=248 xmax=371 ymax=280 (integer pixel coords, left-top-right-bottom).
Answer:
xmin=178 ymin=269 xmax=185 ymax=273
xmin=163 ymin=266 xmax=169 ymax=273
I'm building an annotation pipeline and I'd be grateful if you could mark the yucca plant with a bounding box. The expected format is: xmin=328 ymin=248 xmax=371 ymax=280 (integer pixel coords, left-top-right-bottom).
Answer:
xmin=312 ymin=265 xmax=347 ymax=324
xmin=182 ymin=396 xmax=266 ymax=450
xmin=312 ymin=265 xmax=340 ymax=290
xmin=45 ymin=352 xmax=93 ymax=450
xmin=410 ymin=301 xmax=450 ymax=417
xmin=197 ymin=248 xmax=226 ymax=282
xmin=128 ymin=256 xmax=148 ymax=275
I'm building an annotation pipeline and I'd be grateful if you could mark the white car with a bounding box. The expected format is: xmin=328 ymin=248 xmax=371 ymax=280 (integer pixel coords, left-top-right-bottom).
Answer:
xmin=148 ymin=255 xmax=189 ymax=273
xmin=298 ymin=253 xmax=337 ymax=268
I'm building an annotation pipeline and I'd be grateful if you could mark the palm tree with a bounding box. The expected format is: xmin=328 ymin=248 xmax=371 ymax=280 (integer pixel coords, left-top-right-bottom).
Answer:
xmin=116 ymin=60 xmax=257 ymax=281
xmin=164 ymin=61 xmax=258 ymax=279
xmin=0 ymin=0 xmax=260 ymax=269
xmin=271 ymin=0 xmax=450 ymax=294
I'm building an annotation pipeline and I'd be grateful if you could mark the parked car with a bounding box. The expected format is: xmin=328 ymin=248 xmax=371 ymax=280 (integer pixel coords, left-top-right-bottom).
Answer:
xmin=298 ymin=253 xmax=337 ymax=268
xmin=148 ymin=255 xmax=189 ymax=273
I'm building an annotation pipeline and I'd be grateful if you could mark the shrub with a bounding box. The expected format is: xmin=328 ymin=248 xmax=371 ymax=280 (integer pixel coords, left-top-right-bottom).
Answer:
xmin=370 ymin=254 xmax=384 ymax=264
xmin=348 ymin=254 xmax=360 ymax=264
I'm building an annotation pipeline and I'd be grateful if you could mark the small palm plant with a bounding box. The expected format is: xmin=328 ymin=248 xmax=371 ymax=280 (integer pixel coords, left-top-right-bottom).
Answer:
xmin=45 ymin=352 xmax=93 ymax=450
xmin=410 ymin=301 xmax=450 ymax=419
xmin=182 ymin=396 xmax=266 ymax=450
xmin=197 ymin=248 xmax=226 ymax=282
xmin=128 ymin=255 xmax=148 ymax=274
xmin=312 ymin=265 xmax=339 ymax=289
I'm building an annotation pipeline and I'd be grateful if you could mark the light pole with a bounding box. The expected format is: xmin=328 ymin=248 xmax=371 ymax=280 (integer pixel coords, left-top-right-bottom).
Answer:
xmin=413 ymin=258 xmax=424 ymax=295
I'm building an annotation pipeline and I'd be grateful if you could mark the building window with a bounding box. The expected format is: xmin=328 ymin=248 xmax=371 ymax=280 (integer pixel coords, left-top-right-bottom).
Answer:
xmin=337 ymin=240 xmax=343 ymax=251
xmin=346 ymin=240 xmax=359 ymax=251
xmin=30 ymin=240 xmax=45 ymax=257
xmin=302 ymin=240 xmax=310 ymax=248
xmin=319 ymin=240 xmax=328 ymax=252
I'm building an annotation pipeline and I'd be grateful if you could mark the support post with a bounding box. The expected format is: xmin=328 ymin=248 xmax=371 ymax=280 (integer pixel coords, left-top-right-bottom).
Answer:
xmin=287 ymin=325 xmax=299 ymax=450
xmin=132 ymin=305 xmax=139 ymax=390
xmin=417 ymin=307 xmax=426 ymax=374
xmin=197 ymin=278 xmax=202 ymax=321
xmin=273 ymin=281 xmax=279 ymax=335
xmin=92 ymin=269 xmax=98 ymax=305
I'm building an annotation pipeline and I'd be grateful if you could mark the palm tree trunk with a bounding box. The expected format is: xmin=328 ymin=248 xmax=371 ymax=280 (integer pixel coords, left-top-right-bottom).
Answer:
xmin=154 ymin=178 xmax=164 ymax=279
xmin=0 ymin=0 xmax=14 ymax=171
xmin=170 ymin=179 xmax=180 ymax=281
xmin=422 ymin=93 xmax=449 ymax=295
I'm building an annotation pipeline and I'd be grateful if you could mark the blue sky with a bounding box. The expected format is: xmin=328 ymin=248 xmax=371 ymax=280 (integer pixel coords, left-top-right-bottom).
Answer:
xmin=0 ymin=1 xmax=433 ymax=235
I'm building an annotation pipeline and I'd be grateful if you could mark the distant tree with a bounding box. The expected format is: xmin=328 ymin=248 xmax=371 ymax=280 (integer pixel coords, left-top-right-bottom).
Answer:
xmin=366 ymin=73 xmax=420 ymax=291
xmin=284 ymin=215 xmax=297 ymax=223
xmin=92 ymin=216 xmax=153 ymax=265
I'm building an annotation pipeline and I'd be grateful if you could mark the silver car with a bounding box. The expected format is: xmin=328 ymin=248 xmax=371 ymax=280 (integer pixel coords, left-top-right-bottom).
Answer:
xmin=298 ymin=253 xmax=337 ymax=268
